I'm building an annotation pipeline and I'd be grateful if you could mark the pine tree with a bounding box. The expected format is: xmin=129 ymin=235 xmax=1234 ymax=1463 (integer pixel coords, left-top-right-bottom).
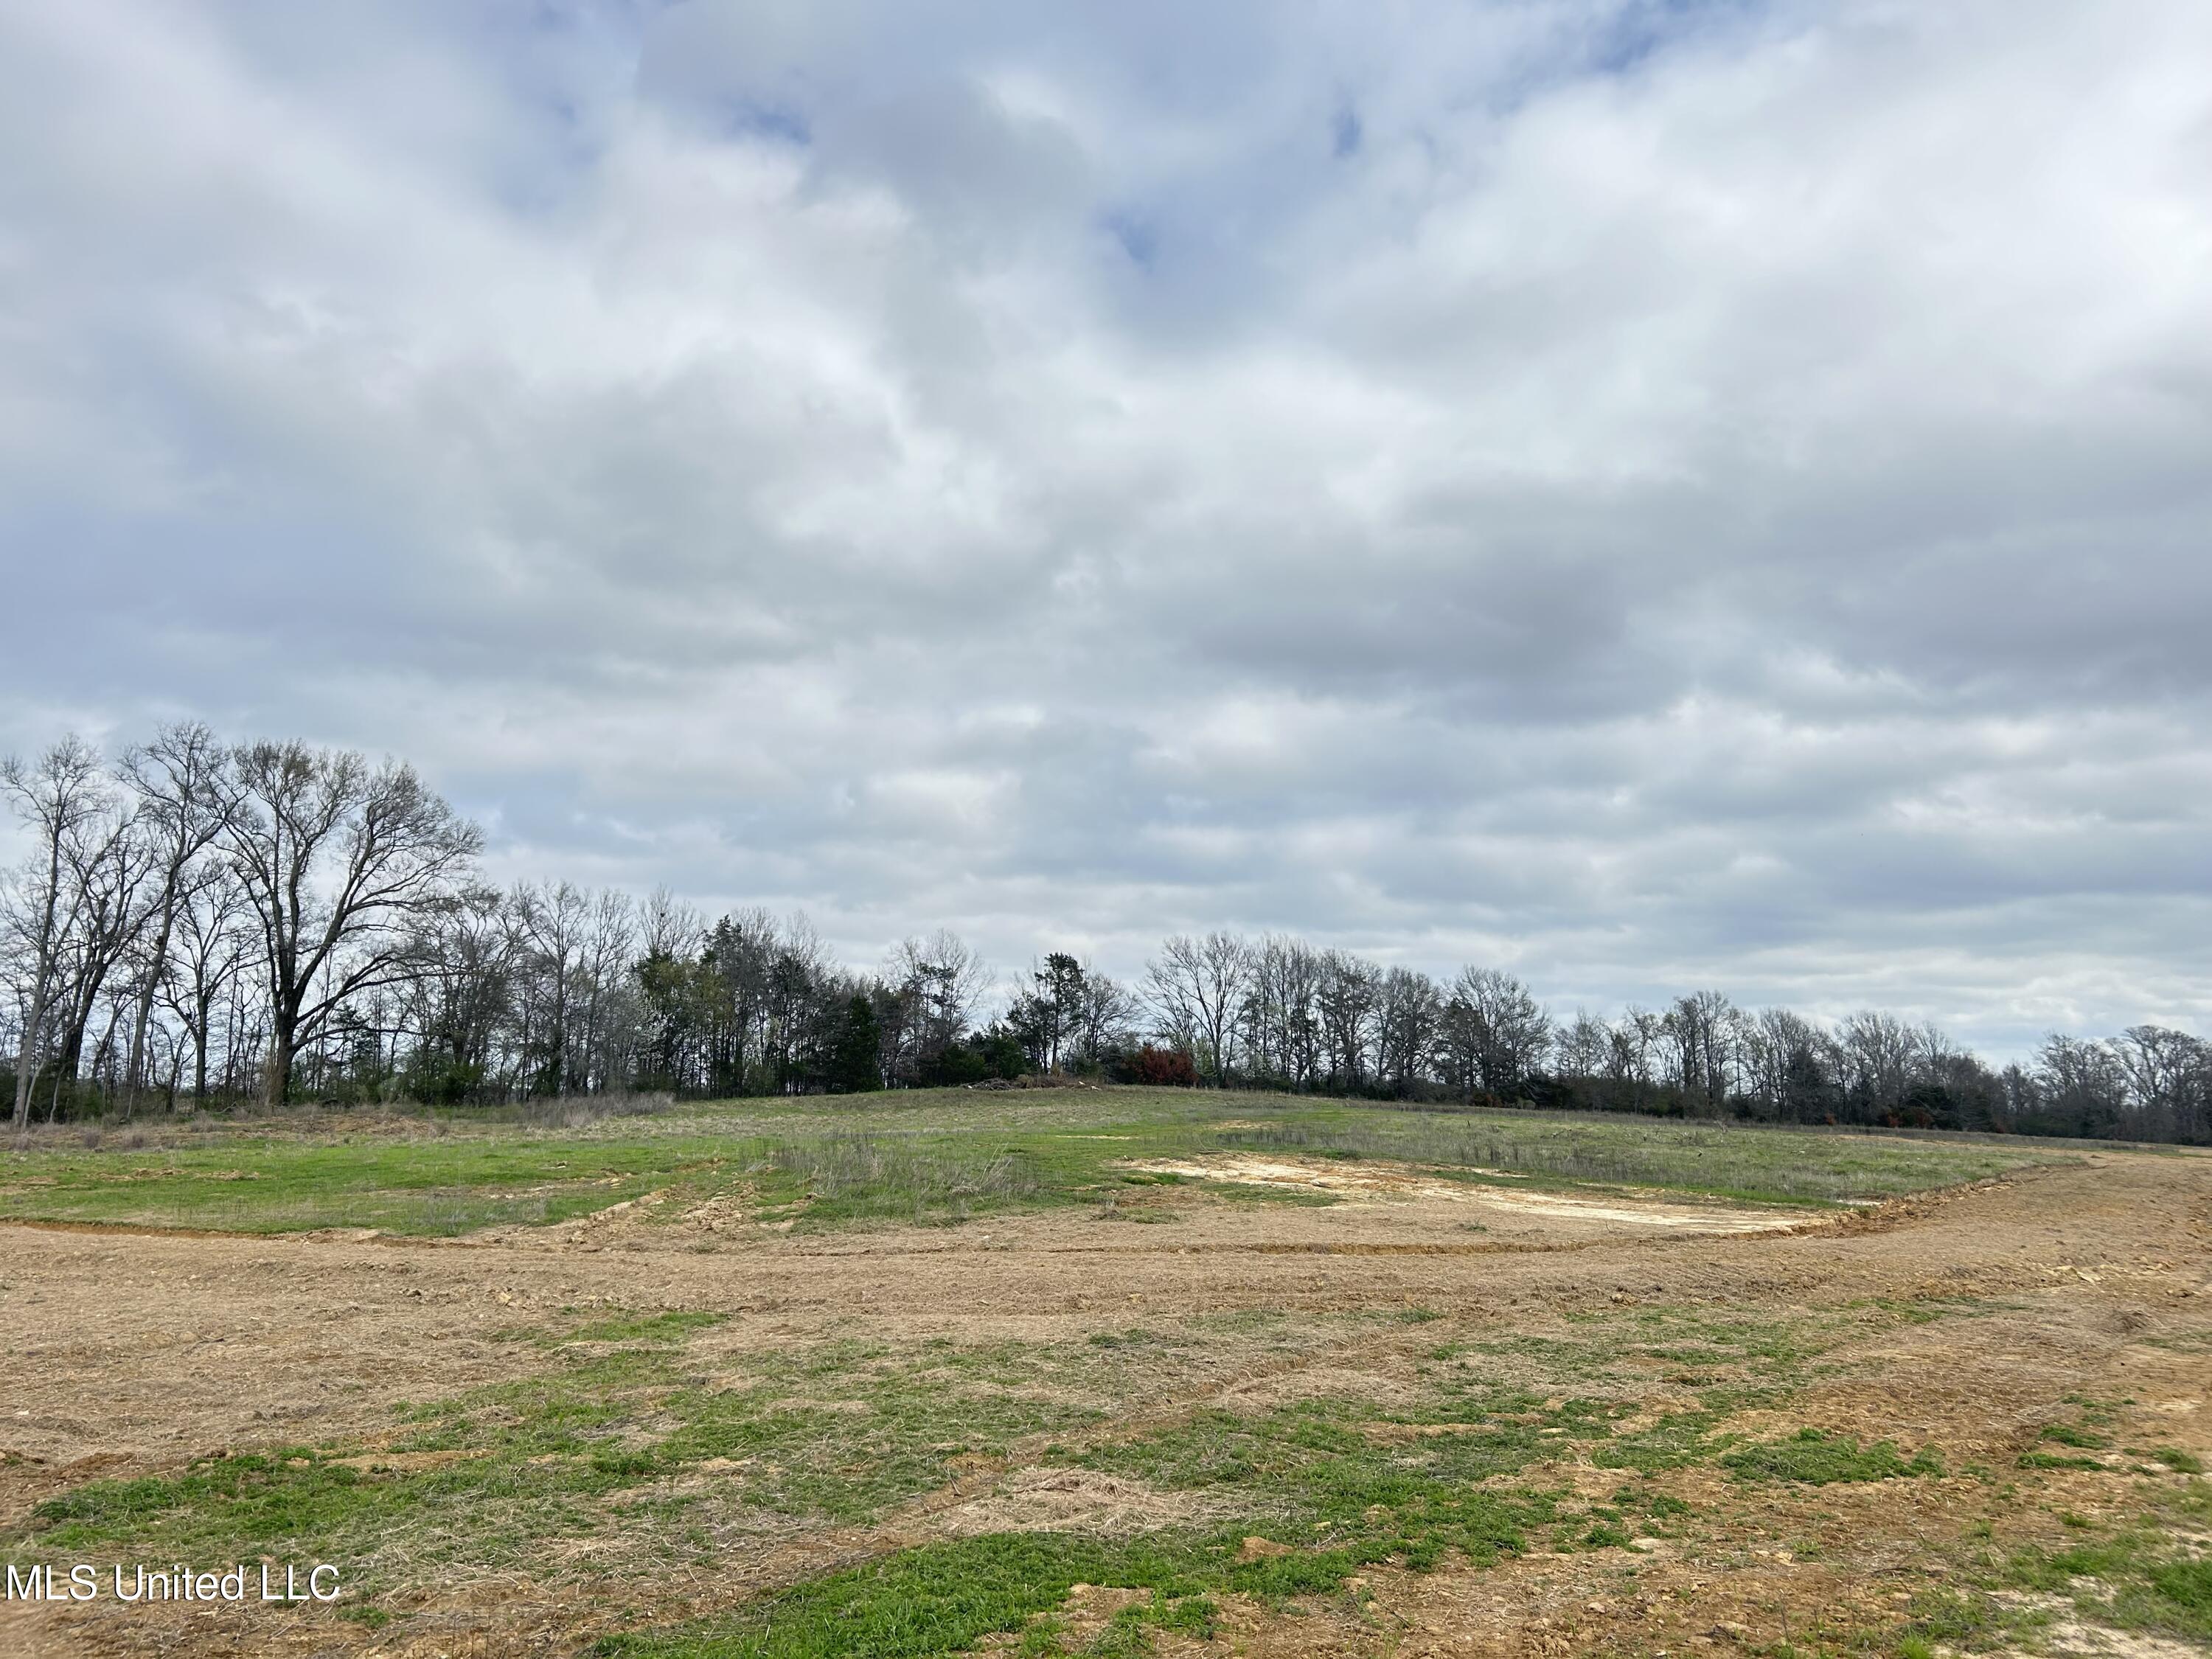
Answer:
xmin=830 ymin=994 xmax=881 ymax=1094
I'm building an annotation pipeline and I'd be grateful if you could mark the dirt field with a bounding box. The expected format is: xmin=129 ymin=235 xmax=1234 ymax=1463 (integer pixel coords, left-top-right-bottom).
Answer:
xmin=1 ymin=1138 xmax=2206 ymax=1658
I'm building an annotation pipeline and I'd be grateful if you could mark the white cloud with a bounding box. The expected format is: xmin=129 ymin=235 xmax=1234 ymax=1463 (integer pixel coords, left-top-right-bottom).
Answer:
xmin=2 ymin=0 xmax=2210 ymax=1054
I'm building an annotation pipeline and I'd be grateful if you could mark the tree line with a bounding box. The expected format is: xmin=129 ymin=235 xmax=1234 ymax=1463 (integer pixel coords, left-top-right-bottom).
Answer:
xmin=1143 ymin=936 xmax=2208 ymax=1143
xmin=3 ymin=727 xmax=2205 ymax=1144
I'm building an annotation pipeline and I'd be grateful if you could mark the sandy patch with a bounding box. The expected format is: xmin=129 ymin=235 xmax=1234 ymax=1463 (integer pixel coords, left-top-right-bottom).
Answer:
xmin=1126 ymin=1154 xmax=1501 ymax=1202
xmin=1475 ymin=1186 xmax=1795 ymax=1232
xmin=1121 ymin=1155 xmax=1797 ymax=1233
xmin=2023 ymin=1616 xmax=2211 ymax=1659
xmin=1990 ymin=1584 xmax=2212 ymax=1655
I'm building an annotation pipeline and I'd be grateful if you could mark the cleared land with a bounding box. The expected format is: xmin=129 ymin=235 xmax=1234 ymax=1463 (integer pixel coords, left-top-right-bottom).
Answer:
xmin=0 ymin=1088 xmax=2205 ymax=1659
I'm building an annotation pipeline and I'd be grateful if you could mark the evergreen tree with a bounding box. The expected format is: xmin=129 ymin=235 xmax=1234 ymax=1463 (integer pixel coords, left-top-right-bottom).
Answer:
xmin=829 ymin=994 xmax=881 ymax=1094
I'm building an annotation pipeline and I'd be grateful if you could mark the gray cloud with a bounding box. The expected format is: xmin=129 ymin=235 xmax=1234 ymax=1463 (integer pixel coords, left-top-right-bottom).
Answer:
xmin=3 ymin=0 xmax=2210 ymax=1055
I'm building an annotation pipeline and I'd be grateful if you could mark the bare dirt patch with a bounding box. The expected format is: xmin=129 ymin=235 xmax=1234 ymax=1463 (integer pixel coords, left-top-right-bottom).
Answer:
xmin=1122 ymin=1152 xmax=1804 ymax=1234
xmin=2021 ymin=1616 xmax=2208 ymax=1658
xmin=933 ymin=1467 xmax=1229 ymax=1537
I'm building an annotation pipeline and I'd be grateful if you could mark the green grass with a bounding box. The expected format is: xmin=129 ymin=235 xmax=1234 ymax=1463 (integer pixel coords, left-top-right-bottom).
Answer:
xmin=2150 ymin=1559 xmax=2212 ymax=1617
xmin=1719 ymin=1428 xmax=1943 ymax=1485
xmin=1890 ymin=1588 xmax=2034 ymax=1657
xmin=593 ymin=1532 xmax=1307 ymax=1659
xmin=0 ymin=1087 xmax=2068 ymax=1237
xmin=591 ymin=1296 xmax=1976 ymax=1655
xmin=7 ymin=1309 xmax=1382 ymax=1611
xmin=0 ymin=1131 xmax=698 ymax=1234
xmin=739 ymin=1135 xmax=1050 ymax=1227
xmin=2037 ymin=1423 xmax=2110 ymax=1449
xmin=596 ymin=1383 xmax=1572 ymax=1658
xmin=13 ymin=1315 xmax=1112 ymax=1598
xmin=0 ymin=1298 xmax=1719 ymax=1629
xmin=2000 ymin=1491 xmax=2212 ymax=1646
xmin=2017 ymin=1450 xmax=2105 ymax=1471
xmin=5 ymin=1292 xmax=2092 ymax=1656
xmin=0 ymin=1087 xmax=2158 ymax=1659
xmin=1879 ymin=1471 xmax=2212 ymax=1657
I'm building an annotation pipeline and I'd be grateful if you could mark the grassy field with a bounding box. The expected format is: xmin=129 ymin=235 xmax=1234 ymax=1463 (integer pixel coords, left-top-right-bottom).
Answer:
xmin=0 ymin=1085 xmax=2070 ymax=1235
xmin=15 ymin=1290 xmax=2208 ymax=1655
xmin=8 ymin=1088 xmax=2200 ymax=1659
xmin=35 ymin=1302 xmax=1836 ymax=1648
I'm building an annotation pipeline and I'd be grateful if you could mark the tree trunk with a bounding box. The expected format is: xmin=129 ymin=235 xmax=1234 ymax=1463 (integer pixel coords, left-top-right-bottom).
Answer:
xmin=191 ymin=992 xmax=211 ymax=1100
xmin=89 ymin=1001 xmax=125 ymax=1121
xmin=10 ymin=851 xmax=63 ymax=1133
xmin=13 ymin=979 xmax=49 ymax=1132
xmin=264 ymin=1012 xmax=296 ymax=1108
xmin=124 ymin=898 xmax=176 ymax=1118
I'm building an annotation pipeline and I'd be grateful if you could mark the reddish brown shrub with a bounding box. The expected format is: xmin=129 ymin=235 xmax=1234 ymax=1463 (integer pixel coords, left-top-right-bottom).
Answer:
xmin=1124 ymin=1044 xmax=1198 ymax=1088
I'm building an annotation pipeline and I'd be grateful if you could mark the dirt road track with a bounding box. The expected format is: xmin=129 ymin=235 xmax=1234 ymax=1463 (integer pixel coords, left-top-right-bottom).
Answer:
xmin=2 ymin=1150 xmax=2207 ymax=1657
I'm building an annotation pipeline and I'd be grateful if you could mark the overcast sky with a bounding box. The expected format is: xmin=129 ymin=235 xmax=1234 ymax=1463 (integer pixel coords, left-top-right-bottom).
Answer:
xmin=2 ymin=0 xmax=2208 ymax=1053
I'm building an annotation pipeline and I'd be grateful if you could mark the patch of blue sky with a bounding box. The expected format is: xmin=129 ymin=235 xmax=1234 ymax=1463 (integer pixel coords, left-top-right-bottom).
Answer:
xmin=1102 ymin=209 xmax=1160 ymax=270
xmin=1332 ymin=102 xmax=1363 ymax=158
xmin=1459 ymin=0 xmax=1773 ymax=123
xmin=717 ymin=96 xmax=810 ymax=146
xmin=1584 ymin=0 xmax=1769 ymax=77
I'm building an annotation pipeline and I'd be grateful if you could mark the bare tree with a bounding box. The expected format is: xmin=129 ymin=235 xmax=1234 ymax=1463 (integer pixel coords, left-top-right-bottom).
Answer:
xmin=117 ymin=722 xmax=229 ymax=1114
xmin=1554 ymin=1008 xmax=1609 ymax=1089
xmin=1315 ymin=950 xmax=1380 ymax=1089
xmin=1241 ymin=936 xmax=1322 ymax=1088
xmin=1071 ymin=961 xmax=1141 ymax=1071
xmin=1604 ymin=1007 xmax=1667 ymax=1108
xmin=218 ymin=742 xmax=482 ymax=1105
xmin=405 ymin=885 xmax=521 ymax=1102
xmin=517 ymin=880 xmax=593 ymax=1096
xmin=160 ymin=863 xmax=251 ymax=1100
xmin=1145 ymin=931 xmax=1251 ymax=1085
xmin=2034 ymin=1033 xmax=2129 ymax=1137
xmin=1666 ymin=990 xmax=1738 ymax=1115
xmin=2111 ymin=1025 xmax=2208 ymax=1143
xmin=3 ymin=737 xmax=112 ymax=1130
xmin=1442 ymin=967 xmax=1552 ymax=1101
xmin=1739 ymin=1006 xmax=1833 ymax=1120
xmin=1373 ymin=967 xmax=1441 ymax=1097
xmin=1838 ymin=1009 xmax=1916 ymax=1123
xmin=579 ymin=887 xmax=639 ymax=1093
xmin=45 ymin=805 xmax=159 ymax=1100
xmin=885 ymin=931 xmax=989 ymax=1081
xmin=641 ymin=886 xmax=704 ymax=964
